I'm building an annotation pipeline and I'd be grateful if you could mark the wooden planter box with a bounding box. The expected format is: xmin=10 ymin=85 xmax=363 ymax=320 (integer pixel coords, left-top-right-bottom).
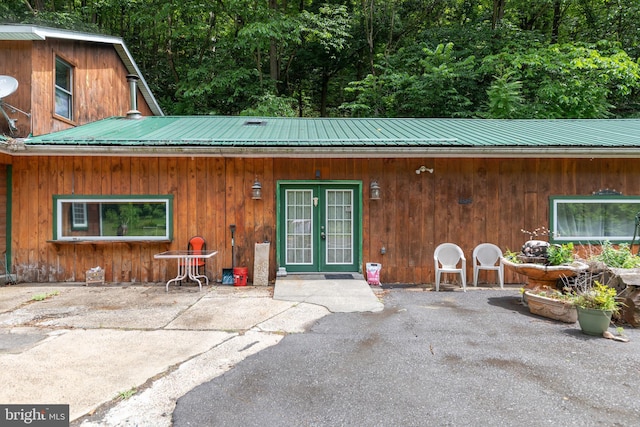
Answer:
xmin=86 ymin=269 xmax=105 ymax=285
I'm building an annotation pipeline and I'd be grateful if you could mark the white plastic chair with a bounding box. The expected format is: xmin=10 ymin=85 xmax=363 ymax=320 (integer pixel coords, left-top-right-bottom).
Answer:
xmin=472 ymin=243 xmax=504 ymax=288
xmin=434 ymin=243 xmax=466 ymax=292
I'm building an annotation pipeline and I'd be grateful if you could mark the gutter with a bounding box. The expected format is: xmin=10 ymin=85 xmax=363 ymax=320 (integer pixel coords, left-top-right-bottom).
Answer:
xmin=5 ymin=144 xmax=640 ymax=159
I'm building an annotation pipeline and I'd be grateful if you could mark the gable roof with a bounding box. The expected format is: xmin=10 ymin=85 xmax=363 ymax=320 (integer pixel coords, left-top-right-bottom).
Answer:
xmin=20 ymin=116 xmax=640 ymax=158
xmin=0 ymin=24 xmax=164 ymax=117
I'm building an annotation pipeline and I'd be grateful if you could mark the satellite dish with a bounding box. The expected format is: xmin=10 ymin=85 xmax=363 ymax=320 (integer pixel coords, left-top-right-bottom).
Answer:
xmin=0 ymin=76 xmax=18 ymax=99
xmin=0 ymin=75 xmax=28 ymax=135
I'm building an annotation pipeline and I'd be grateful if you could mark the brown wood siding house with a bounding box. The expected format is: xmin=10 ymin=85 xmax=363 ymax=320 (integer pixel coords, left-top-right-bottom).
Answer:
xmin=0 ymin=24 xmax=163 ymax=279
xmin=13 ymin=116 xmax=640 ymax=286
xmin=2 ymin=27 xmax=639 ymax=287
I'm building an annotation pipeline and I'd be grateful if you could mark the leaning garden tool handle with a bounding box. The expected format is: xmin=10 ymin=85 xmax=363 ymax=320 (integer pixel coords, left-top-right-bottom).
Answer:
xmin=230 ymin=224 xmax=236 ymax=269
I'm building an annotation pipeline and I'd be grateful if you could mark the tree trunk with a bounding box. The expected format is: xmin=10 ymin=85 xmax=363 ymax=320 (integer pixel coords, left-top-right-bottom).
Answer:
xmin=551 ymin=0 xmax=562 ymax=44
xmin=270 ymin=40 xmax=279 ymax=85
xmin=492 ymin=0 xmax=506 ymax=30
xmin=320 ymin=68 xmax=329 ymax=117
xmin=269 ymin=0 xmax=280 ymax=87
xmin=363 ymin=0 xmax=376 ymax=75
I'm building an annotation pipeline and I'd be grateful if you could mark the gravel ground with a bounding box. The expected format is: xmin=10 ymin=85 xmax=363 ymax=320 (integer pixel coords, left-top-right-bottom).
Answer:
xmin=173 ymin=288 xmax=640 ymax=427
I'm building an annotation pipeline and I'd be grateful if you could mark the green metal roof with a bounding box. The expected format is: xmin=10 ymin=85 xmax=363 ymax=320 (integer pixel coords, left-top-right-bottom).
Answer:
xmin=20 ymin=116 xmax=640 ymax=158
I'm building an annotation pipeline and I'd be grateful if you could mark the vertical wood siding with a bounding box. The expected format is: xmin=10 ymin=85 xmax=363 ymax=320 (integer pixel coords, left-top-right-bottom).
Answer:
xmin=0 ymin=165 xmax=7 ymax=256
xmin=0 ymin=41 xmax=32 ymax=137
xmin=9 ymin=156 xmax=640 ymax=285
xmin=0 ymin=40 xmax=154 ymax=138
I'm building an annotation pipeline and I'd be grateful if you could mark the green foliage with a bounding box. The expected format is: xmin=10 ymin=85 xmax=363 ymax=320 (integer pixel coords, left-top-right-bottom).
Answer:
xmin=117 ymin=387 xmax=137 ymax=400
xmin=480 ymin=42 xmax=640 ymax=119
xmin=237 ymin=14 xmax=301 ymax=53
xmin=485 ymin=71 xmax=525 ymax=119
xmin=299 ymin=5 xmax=351 ymax=54
xmin=546 ymin=243 xmax=574 ymax=266
xmin=342 ymin=43 xmax=477 ymax=117
xmin=241 ymin=94 xmax=298 ymax=117
xmin=3 ymin=0 xmax=640 ymax=117
xmin=573 ymin=281 xmax=620 ymax=312
xmin=31 ymin=291 xmax=59 ymax=302
xmin=532 ymin=288 xmax=575 ymax=302
xmin=503 ymin=249 xmax=521 ymax=263
xmin=595 ymin=242 xmax=640 ymax=268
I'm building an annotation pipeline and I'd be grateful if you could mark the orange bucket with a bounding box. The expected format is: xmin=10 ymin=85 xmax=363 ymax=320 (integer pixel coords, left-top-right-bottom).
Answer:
xmin=233 ymin=267 xmax=248 ymax=286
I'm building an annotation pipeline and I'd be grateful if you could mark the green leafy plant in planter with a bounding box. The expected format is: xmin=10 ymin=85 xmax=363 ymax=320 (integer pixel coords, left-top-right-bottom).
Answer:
xmin=585 ymin=241 xmax=640 ymax=330
xmin=533 ymin=288 xmax=575 ymax=302
xmin=504 ymin=240 xmax=588 ymax=290
xmin=594 ymin=241 xmax=640 ymax=268
xmin=546 ymin=243 xmax=575 ymax=266
xmin=503 ymin=249 xmax=521 ymax=263
xmin=572 ymin=280 xmax=622 ymax=336
xmin=573 ymin=281 xmax=619 ymax=311
xmin=503 ymin=243 xmax=575 ymax=265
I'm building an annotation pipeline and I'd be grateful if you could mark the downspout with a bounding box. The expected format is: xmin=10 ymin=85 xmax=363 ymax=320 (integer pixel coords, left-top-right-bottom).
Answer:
xmin=6 ymin=164 xmax=11 ymax=276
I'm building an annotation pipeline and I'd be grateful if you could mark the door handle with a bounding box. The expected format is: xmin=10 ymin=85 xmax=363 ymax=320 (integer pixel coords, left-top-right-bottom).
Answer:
xmin=321 ymin=232 xmax=326 ymax=240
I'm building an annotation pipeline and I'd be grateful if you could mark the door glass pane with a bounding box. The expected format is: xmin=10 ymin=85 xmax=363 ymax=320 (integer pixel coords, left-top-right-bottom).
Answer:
xmin=286 ymin=190 xmax=313 ymax=264
xmin=326 ymin=190 xmax=353 ymax=264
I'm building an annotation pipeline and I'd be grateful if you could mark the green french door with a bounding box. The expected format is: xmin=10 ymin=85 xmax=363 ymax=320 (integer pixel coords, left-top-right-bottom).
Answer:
xmin=278 ymin=181 xmax=361 ymax=273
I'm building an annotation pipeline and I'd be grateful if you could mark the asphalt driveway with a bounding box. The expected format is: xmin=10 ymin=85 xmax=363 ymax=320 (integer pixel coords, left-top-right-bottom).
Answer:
xmin=173 ymin=288 xmax=640 ymax=427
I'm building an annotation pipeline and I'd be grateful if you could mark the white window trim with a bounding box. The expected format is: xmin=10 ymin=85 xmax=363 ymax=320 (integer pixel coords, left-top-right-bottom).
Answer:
xmin=550 ymin=195 xmax=640 ymax=244
xmin=54 ymin=57 xmax=73 ymax=120
xmin=53 ymin=195 xmax=173 ymax=242
xmin=71 ymin=202 xmax=88 ymax=229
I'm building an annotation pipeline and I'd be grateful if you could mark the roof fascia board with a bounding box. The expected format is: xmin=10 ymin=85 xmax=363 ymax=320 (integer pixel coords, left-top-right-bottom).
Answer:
xmin=0 ymin=24 xmax=121 ymax=44
xmin=8 ymin=145 xmax=640 ymax=159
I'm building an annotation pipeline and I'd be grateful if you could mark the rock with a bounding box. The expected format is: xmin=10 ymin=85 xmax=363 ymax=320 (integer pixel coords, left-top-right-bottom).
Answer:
xmin=619 ymin=285 xmax=640 ymax=327
xmin=521 ymin=240 xmax=550 ymax=258
xmin=603 ymin=330 xmax=630 ymax=342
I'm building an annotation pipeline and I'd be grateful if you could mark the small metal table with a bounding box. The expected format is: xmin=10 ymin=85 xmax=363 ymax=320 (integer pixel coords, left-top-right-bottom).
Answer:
xmin=154 ymin=250 xmax=218 ymax=292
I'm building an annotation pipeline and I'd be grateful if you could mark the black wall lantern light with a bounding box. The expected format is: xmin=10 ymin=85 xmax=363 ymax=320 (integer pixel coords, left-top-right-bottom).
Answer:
xmin=370 ymin=180 xmax=381 ymax=200
xmin=252 ymin=178 xmax=263 ymax=200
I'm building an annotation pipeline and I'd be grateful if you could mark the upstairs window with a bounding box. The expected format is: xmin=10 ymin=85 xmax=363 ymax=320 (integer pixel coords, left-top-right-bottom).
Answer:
xmin=55 ymin=57 xmax=73 ymax=120
xmin=71 ymin=202 xmax=88 ymax=230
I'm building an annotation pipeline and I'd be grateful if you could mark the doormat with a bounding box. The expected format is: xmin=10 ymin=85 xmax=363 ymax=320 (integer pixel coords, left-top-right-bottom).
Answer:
xmin=324 ymin=274 xmax=354 ymax=280
xmin=381 ymin=283 xmax=419 ymax=290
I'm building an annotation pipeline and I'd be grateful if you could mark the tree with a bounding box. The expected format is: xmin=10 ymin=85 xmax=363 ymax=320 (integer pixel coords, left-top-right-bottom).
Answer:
xmin=3 ymin=0 xmax=640 ymax=117
xmin=342 ymin=43 xmax=477 ymax=117
xmin=480 ymin=42 xmax=640 ymax=118
xmin=484 ymin=71 xmax=525 ymax=119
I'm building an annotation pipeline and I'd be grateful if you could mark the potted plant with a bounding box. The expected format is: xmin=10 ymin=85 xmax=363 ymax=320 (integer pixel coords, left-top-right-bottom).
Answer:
xmin=586 ymin=242 xmax=640 ymax=327
xmin=573 ymin=280 xmax=622 ymax=336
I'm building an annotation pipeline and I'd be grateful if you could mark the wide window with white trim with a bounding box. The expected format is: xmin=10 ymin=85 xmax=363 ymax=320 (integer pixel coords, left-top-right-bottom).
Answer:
xmin=53 ymin=195 xmax=173 ymax=241
xmin=550 ymin=195 xmax=640 ymax=244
